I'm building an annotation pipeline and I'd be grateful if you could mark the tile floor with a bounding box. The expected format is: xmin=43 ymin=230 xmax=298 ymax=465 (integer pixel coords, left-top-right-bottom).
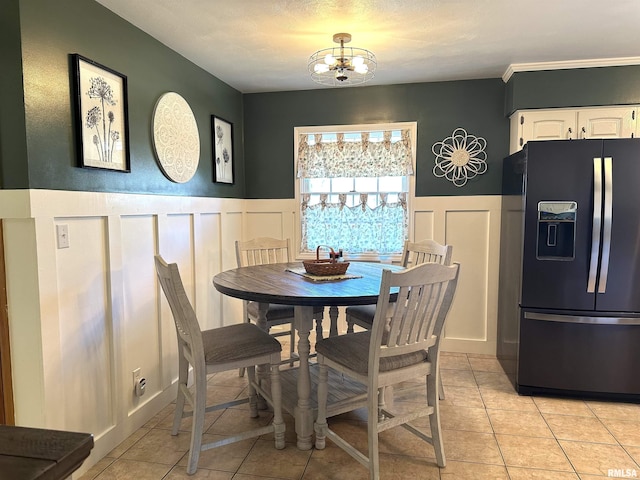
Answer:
xmin=79 ymin=349 xmax=640 ymax=480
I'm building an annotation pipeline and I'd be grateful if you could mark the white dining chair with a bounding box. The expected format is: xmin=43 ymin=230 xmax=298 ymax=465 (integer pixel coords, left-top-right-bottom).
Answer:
xmin=314 ymin=261 xmax=459 ymax=479
xmin=155 ymin=255 xmax=285 ymax=475
xmin=236 ymin=237 xmax=324 ymax=371
xmin=345 ymin=239 xmax=453 ymax=400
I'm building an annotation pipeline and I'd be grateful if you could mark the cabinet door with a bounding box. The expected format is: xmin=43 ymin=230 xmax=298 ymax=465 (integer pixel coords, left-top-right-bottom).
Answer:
xmin=516 ymin=110 xmax=577 ymax=151
xmin=578 ymin=107 xmax=636 ymax=139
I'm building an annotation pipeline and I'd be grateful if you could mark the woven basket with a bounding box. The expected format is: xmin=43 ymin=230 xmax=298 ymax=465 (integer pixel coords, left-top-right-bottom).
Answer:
xmin=303 ymin=246 xmax=350 ymax=276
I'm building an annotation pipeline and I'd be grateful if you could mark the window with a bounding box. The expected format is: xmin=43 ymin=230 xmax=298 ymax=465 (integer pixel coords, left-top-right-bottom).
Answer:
xmin=295 ymin=122 xmax=416 ymax=259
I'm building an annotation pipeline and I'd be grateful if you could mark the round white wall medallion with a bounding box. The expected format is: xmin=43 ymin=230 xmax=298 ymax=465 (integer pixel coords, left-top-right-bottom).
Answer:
xmin=152 ymin=92 xmax=200 ymax=183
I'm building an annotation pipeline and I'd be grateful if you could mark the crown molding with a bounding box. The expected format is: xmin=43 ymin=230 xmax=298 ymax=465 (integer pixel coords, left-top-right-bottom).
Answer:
xmin=502 ymin=57 xmax=640 ymax=83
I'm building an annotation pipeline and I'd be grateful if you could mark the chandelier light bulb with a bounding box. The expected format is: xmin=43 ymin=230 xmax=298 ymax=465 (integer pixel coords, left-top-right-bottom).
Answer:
xmin=314 ymin=63 xmax=330 ymax=74
xmin=324 ymin=54 xmax=336 ymax=66
xmin=352 ymin=56 xmax=364 ymax=67
xmin=354 ymin=64 xmax=368 ymax=74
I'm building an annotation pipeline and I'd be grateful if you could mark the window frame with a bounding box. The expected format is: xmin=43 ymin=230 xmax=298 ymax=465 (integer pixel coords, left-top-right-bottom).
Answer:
xmin=294 ymin=121 xmax=418 ymax=262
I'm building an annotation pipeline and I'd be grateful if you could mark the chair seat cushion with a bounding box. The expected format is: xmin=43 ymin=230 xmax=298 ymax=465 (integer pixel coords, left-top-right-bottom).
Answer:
xmin=315 ymin=331 xmax=427 ymax=375
xmin=202 ymin=323 xmax=282 ymax=364
xmin=345 ymin=304 xmax=376 ymax=326
xmin=248 ymin=302 xmax=324 ymax=322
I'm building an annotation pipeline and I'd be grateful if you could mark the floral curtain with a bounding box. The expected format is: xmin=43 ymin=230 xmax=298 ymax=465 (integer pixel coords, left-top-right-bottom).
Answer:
xmin=297 ymin=129 xmax=414 ymax=178
xmin=301 ymin=193 xmax=407 ymax=255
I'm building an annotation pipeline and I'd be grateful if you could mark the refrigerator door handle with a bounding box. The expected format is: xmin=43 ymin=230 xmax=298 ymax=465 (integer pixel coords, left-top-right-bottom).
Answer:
xmin=598 ymin=157 xmax=613 ymax=293
xmin=587 ymin=157 xmax=603 ymax=293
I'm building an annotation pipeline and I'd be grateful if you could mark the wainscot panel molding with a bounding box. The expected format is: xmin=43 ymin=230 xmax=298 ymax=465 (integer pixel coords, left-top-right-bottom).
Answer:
xmin=0 ymin=189 xmax=245 ymax=477
xmin=0 ymin=191 xmax=501 ymax=476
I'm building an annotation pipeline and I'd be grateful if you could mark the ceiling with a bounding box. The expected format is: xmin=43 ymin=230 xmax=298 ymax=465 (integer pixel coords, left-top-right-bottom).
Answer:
xmin=95 ymin=0 xmax=640 ymax=94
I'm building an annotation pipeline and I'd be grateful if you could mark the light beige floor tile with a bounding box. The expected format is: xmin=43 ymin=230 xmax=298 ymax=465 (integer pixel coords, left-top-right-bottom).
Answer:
xmin=442 ymin=430 xmax=503 ymax=465
xmin=507 ymin=466 xmax=579 ymax=479
xmin=600 ymin=418 xmax=640 ymax=446
xmin=496 ymin=434 xmax=573 ymax=471
xmin=440 ymin=385 xmax=484 ymax=408
xmin=468 ymin=356 xmax=505 ymax=373
xmin=441 ymin=368 xmax=478 ymax=388
xmin=487 ymin=409 xmax=554 ymax=438
xmin=532 ymin=397 xmax=594 ymax=417
xmin=143 ymin=403 xmax=176 ymax=429
xmin=439 ymin=352 xmax=472 ymax=371
xmin=440 ymin=460 xmax=509 ymax=479
xmin=377 ymin=453 xmax=442 ymax=480
xmin=586 ymin=401 xmax=640 ymax=422
xmin=440 ymin=404 xmax=493 ymax=433
xmin=625 ymin=445 xmax=640 ymax=467
xmin=78 ymin=457 xmax=116 ymax=480
xmin=473 ymin=371 xmax=515 ymax=392
xmin=237 ymin=438 xmax=312 ymax=479
xmin=93 ymin=459 xmax=172 ymax=479
xmin=205 ymin=406 xmax=274 ymax=436
xmin=304 ymin=443 xmax=370 ymax=480
xmin=559 ymin=440 xmax=638 ymax=476
xmin=543 ymin=413 xmax=616 ymax=444
xmin=121 ymin=428 xmax=190 ymax=465
xmin=479 ymin=386 xmax=538 ymax=412
xmin=107 ymin=427 xmax=150 ymax=458
xmin=175 ymin=435 xmax=256 ymax=473
xmin=164 ymin=466 xmax=233 ymax=479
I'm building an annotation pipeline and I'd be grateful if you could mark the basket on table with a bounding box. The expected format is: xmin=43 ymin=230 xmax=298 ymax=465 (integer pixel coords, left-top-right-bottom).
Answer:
xmin=303 ymin=246 xmax=350 ymax=276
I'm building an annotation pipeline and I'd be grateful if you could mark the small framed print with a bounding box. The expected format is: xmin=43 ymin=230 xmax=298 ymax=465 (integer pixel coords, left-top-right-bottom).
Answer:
xmin=71 ymin=54 xmax=130 ymax=172
xmin=212 ymin=115 xmax=234 ymax=184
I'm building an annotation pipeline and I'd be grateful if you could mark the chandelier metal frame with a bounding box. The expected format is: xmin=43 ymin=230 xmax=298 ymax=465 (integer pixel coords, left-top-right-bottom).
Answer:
xmin=308 ymin=33 xmax=377 ymax=87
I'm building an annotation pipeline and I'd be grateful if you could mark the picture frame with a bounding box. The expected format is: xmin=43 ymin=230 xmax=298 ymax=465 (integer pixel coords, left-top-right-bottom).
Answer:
xmin=212 ymin=115 xmax=234 ymax=184
xmin=71 ymin=54 xmax=130 ymax=172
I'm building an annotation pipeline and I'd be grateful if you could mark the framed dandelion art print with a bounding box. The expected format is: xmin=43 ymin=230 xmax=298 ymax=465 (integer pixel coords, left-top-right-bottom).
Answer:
xmin=212 ymin=115 xmax=234 ymax=184
xmin=71 ymin=54 xmax=130 ymax=172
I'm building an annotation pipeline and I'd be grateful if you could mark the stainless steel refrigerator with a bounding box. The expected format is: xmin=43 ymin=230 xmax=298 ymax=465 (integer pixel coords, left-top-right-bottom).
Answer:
xmin=499 ymin=138 xmax=640 ymax=401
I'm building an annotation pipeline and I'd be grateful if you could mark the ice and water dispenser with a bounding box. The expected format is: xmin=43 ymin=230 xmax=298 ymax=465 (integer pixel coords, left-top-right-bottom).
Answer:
xmin=536 ymin=201 xmax=577 ymax=260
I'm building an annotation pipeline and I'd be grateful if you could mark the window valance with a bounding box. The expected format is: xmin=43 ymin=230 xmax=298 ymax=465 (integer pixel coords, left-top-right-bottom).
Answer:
xmin=297 ymin=129 xmax=414 ymax=178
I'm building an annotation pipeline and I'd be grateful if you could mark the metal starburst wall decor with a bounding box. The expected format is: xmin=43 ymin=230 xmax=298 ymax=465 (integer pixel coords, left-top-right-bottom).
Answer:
xmin=432 ymin=128 xmax=487 ymax=187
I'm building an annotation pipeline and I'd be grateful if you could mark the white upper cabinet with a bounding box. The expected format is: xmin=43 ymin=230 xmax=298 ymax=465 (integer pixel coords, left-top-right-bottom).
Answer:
xmin=510 ymin=106 xmax=637 ymax=153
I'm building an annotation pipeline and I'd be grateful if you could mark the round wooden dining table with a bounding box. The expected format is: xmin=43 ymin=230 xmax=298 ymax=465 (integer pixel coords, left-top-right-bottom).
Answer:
xmin=212 ymin=261 xmax=402 ymax=450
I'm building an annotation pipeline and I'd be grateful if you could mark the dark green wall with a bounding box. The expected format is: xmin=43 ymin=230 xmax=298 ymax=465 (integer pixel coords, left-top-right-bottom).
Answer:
xmin=243 ymin=79 xmax=509 ymax=198
xmin=3 ymin=0 xmax=244 ymax=197
xmin=505 ymin=66 xmax=640 ymax=115
xmin=0 ymin=0 xmax=30 ymax=188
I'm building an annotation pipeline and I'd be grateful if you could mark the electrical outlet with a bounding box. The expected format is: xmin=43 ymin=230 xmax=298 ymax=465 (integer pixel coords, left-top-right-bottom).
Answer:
xmin=56 ymin=224 xmax=70 ymax=249
xmin=133 ymin=368 xmax=146 ymax=397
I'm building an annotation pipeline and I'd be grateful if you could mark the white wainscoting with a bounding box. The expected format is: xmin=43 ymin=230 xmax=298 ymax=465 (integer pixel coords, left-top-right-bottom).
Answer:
xmin=0 ymin=190 xmax=502 ymax=477
xmin=0 ymin=190 xmax=245 ymax=477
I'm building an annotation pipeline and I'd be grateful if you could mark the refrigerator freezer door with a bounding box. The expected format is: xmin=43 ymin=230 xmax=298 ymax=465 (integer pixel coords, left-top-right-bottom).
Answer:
xmin=518 ymin=311 xmax=640 ymax=399
xmin=520 ymin=140 xmax=603 ymax=311
xmin=595 ymin=139 xmax=640 ymax=312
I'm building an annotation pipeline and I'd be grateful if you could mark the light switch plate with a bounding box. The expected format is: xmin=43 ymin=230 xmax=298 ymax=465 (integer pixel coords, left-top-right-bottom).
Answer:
xmin=56 ymin=224 xmax=70 ymax=249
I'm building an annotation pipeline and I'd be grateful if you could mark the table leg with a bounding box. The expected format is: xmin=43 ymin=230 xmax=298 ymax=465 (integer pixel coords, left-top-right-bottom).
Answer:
xmin=294 ymin=305 xmax=314 ymax=450
xmin=256 ymin=302 xmax=269 ymax=410
xmin=329 ymin=306 xmax=339 ymax=337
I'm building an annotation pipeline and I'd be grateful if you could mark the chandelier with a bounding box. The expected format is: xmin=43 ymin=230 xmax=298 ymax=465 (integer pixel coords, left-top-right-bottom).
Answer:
xmin=308 ymin=33 xmax=377 ymax=86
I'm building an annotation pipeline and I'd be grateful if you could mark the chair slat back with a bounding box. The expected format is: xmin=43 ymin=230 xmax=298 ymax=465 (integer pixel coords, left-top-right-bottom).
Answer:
xmin=401 ymin=239 xmax=453 ymax=268
xmin=371 ymin=262 xmax=459 ymax=361
xmin=154 ymin=255 xmax=203 ymax=355
xmin=235 ymin=237 xmax=292 ymax=267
